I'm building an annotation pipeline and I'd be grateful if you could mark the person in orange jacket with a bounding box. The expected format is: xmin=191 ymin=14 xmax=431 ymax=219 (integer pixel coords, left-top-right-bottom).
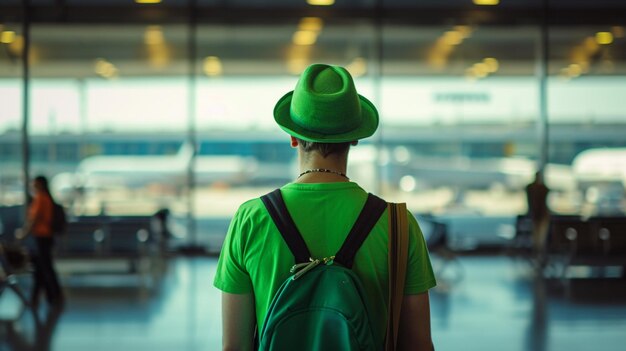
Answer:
xmin=17 ymin=175 xmax=64 ymax=307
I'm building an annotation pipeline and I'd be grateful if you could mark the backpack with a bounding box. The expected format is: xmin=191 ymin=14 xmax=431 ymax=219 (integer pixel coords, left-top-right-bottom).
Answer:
xmin=50 ymin=201 xmax=67 ymax=235
xmin=259 ymin=189 xmax=388 ymax=351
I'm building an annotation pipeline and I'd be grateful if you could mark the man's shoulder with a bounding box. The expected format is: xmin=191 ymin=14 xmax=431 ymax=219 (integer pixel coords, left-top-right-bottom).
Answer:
xmin=237 ymin=196 xmax=265 ymax=214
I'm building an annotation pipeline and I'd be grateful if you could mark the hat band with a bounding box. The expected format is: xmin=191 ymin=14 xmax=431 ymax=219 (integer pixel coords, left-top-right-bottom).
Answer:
xmin=290 ymin=106 xmax=362 ymax=135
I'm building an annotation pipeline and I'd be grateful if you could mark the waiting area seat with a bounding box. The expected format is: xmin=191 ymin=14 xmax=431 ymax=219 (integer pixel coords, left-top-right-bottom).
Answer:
xmin=56 ymin=221 xmax=106 ymax=256
xmin=54 ymin=215 xmax=166 ymax=286
xmin=547 ymin=215 xmax=626 ymax=277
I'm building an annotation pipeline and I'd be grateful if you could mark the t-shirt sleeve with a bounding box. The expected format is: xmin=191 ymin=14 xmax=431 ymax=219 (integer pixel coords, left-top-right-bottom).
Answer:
xmin=213 ymin=206 xmax=254 ymax=294
xmin=403 ymin=211 xmax=437 ymax=294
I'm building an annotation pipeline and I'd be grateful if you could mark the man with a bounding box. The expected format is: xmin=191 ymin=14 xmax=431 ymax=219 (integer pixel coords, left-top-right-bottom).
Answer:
xmin=16 ymin=175 xmax=64 ymax=307
xmin=525 ymin=171 xmax=551 ymax=268
xmin=214 ymin=64 xmax=436 ymax=350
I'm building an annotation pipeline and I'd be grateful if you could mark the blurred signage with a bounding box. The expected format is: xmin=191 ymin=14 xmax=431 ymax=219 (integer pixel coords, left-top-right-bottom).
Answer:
xmin=434 ymin=92 xmax=490 ymax=103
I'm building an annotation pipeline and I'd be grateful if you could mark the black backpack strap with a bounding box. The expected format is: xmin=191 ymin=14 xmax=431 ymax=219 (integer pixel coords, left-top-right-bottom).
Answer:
xmin=261 ymin=189 xmax=311 ymax=264
xmin=334 ymin=193 xmax=388 ymax=269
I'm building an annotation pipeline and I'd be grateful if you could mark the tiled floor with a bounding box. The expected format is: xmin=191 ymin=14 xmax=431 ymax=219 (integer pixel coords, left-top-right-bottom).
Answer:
xmin=1 ymin=255 xmax=626 ymax=351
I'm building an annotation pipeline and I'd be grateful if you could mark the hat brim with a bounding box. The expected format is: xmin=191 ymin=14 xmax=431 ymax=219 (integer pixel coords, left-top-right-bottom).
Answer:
xmin=273 ymin=91 xmax=379 ymax=143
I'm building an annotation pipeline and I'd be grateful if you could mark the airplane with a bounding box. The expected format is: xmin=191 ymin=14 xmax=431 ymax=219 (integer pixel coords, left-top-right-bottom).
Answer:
xmin=571 ymin=148 xmax=626 ymax=214
xmin=51 ymin=142 xmax=259 ymax=198
xmin=348 ymin=144 xmax=576 ymax=193
xmin=572 ymin=148 xmax=626 ymax=188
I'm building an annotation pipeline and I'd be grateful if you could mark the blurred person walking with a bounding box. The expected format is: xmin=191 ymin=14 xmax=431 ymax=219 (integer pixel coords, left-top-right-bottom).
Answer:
xmin=16 ymin=175 xmax=64 ymax=307
xmin=525 ymin=171 xmax=551 ymax=269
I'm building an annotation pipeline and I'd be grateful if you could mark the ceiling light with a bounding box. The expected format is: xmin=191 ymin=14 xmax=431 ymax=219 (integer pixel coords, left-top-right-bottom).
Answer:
xmin=1 ymin=30 xmax=16 ymax=44
xmin=473 ymin=0 xmax=499 ymax=5
xmin=567 ymin=64 xmax=582 ymax=77
xmin=433 ymin=40 xmax=454 ymax=54
xmin=473 ymin=63 xmax=489 ymax=77
xmin=203 ymin=56 xmax=223 ymax=76
xmin=101 ymin=67 xmax=118 ymax=78
xmin=94 ymin=58 xmax=118 ymax=79
xmin=428 ymin=54 xmax=447 ymax=69
xmin=149 ymin=54 xmax=169 ymax=68
xmin=293 ymin=31 xmax=317 ymax=46
xmin=442 ymin=31 xmax=463 ymax=45
xmin=483 ymin=58 xmax=499 ymax=72
xmin=288 ymin=58 xmax=309 ymax=75
xmin=298 ymin=17 xmax=323 ymax=32
xmin=94 ymin=59 xmax=111 ymax=75
xmin=135 ymin=0 xmax=162 ymax=4
xmin=147 ymin=45 xmax=170 ymax=68
xmin=454 ymin=25 xmax=473 ymax=39
xmin=145 ymin=26 xmax=164 ymax=45
xmin=288 ymin=45 xmax=312 ymax=59
xmin=595 ymin=32 xmax=613 ymax=45
xmin=307 ymin=0 xmax=334 ymax=5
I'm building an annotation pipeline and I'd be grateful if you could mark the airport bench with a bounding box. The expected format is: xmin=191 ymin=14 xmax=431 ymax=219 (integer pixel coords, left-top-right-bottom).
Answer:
xmin=547 ymin=215 xmax=626 ymax=277
xmin=56 ymin=221 xmax=106 ymax=256
xmin=54 ymin=216 xmax=163 ymax=286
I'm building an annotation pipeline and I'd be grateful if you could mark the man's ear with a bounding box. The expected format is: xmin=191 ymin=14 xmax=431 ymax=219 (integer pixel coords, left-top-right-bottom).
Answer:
xmin=290 ymin=136 xmax=299 ymax=148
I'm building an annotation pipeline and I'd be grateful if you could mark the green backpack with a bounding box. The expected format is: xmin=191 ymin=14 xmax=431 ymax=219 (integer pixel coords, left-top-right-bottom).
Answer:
xmin=259 ymin=189 xmax=388 ymax=351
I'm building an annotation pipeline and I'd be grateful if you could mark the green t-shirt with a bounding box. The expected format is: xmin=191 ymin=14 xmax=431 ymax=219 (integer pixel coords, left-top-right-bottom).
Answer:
xmin=214 ymin=182 xmax=436 ymax=340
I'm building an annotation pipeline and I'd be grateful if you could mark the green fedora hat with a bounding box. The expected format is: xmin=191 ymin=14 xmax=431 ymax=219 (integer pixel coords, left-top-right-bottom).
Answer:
xmin=273 ymin=64 xmax=379 ymax=143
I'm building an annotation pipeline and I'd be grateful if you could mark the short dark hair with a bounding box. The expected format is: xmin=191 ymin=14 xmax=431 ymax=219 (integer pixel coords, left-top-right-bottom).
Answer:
xmin=298 ymin=139 xmax=351 ymax=158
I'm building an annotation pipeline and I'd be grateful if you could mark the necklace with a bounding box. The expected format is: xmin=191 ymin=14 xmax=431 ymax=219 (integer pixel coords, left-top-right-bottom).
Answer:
xmin=298 ymin=168 xmax=349 ymax=180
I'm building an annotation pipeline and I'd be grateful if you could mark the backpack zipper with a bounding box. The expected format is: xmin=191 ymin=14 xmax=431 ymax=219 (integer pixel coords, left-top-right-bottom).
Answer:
xmin=290 ymin=255 xmax=336 ymax=280
xmin=291 ymin=259 xmax=315 ymax=273
xmin=292 ymin=259 xmax=320 ymax=280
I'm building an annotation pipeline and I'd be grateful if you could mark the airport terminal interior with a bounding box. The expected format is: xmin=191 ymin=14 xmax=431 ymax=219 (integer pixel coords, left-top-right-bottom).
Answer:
xmin=1 ymin=0 xmax=626 ymax=350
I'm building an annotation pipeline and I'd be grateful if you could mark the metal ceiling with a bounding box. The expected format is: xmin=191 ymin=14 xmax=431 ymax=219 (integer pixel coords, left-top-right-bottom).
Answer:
xmin=0 ymin=1 xmax=625 ymax=78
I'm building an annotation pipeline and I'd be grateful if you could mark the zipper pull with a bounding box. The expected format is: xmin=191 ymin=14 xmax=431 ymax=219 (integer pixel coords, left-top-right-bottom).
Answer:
xmin=290 ymin=258 xmax=314 ymax=273
xmin=292 ymin=259 xmax=320 ymax=280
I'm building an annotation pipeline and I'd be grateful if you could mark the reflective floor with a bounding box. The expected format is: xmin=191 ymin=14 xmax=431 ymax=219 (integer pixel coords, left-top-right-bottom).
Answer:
xmin=1 ymin=255 xmax=626 ymax=351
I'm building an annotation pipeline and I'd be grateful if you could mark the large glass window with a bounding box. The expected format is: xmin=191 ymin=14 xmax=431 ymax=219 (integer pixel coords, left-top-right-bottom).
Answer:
xmin=548 ymin=25 xmax=626 ymax=217
xmin=23 ymin=23 xmax=191 ymax=248
xmin=0 ymin=21 xmax=24 ymax=211
xmin=2 ymin=2 xmax=625 ymax=251
xmin=377 ymin=24 xmax=540 ymax=249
